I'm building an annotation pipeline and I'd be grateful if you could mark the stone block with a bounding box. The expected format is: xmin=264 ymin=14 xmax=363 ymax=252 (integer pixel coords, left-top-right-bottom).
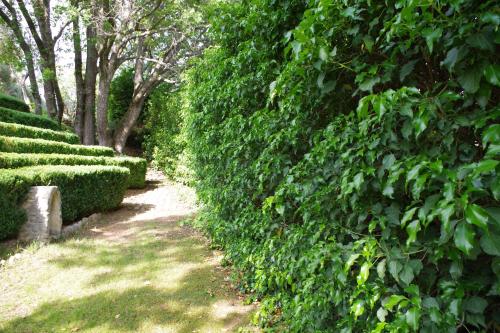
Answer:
xmin=18 ymin=186 xmax=62 ymax=242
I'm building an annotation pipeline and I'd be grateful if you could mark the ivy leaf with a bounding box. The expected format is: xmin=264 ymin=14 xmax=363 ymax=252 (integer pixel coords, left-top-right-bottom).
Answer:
xmin=377 ymin=307 xmax=388 ymax=322
xmin=482 ymin=124 xmax=500 ymax=147
xmin=458 ymin=68 xmax=482 ymax=93
xmin=406 ymin=220 xmax=421 ymax=245
xmin=377 ymin=259 xmax=386 ymax=279
xmin=363 ymin=35 xmax=374 ymax=52
xmin=353 ymin=172 xmax=364 ymax=190
xmin=383 ymin=295 xmax=406 ymax=311
xmin=472 ymin=160 xmax=499 ymax=176
xmin=404 ymin=307 xmax=420 ymax=330
xmin=422 ymin=28 xmax=442 ymax=54
xmin=351 ymin=300 xmax=365 ymax=318
xmin=413 ymin=117 xmax=427 ymax=137
xmin=466 ymin=32 xmax=495 ymax=51
xmin=382 ymin=183 xmax=394 ymax=198
xmin=399 ymin=265 xmax=414 ymax=285
xmin=319 ymin=47 xmax=328 ymax=62
xmin=441 ymin=47 xmax=459 ymax=72
xmin=388 ymin=260 xmax=403 ymax=281
xmin=464 ymin=297 xmax=488 ymax=314
xmin=401 ymin=207 xmax=418 ymax=227
xmin=484 ymin=64 xmax=500 ymax=87
xmin=480 ymin=231 xmax=500 ymax=256
xmin=454 ymin=222 xmax=476 ymax=255
xmin=359 ymin=77 xmax=380 ymax=92
xmin=400 ymin=60 xmax=418 ymax=82
xmin=486 ymin=144 xmax=500 ymax=158
xmin=465 ymin=204 xmax=489 ymax=230
xmin=492 ymin=258 xmax=500 ymax=277
xmin=357 ymin=262 xmax=370 ymax=285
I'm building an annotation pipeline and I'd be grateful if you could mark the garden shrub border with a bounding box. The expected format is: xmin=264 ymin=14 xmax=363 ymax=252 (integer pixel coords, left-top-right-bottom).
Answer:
xmin=185 ymin=0 xmax=500 ymax=331
xmin=0 ymin=152 xmax=147 ymax=188
xmin=0 ymin=121 xmax=79 ymax=144
xmin=0 ymin=136 xmax=114 ymax=157
xmin=0 ymin=107 xmax=60 ymax=130
xmin=0 ymin=165 xmax=130 ymax=240
xmin=0 ymin=93 xmax=30 ymax=113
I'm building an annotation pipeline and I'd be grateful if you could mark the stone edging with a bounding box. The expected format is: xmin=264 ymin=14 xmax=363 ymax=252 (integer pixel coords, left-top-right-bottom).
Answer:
xmin=61 ymin=213 xmax=102 ymax=238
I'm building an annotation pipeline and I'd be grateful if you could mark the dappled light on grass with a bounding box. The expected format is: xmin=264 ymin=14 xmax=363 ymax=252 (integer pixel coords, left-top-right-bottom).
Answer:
xmin=0 ymin=182 xmax=255 ymax=332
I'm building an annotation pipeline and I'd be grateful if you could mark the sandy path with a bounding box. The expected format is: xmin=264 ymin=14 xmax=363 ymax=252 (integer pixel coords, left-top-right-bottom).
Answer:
xmin=0 ymin=170 xmax=256 ymax=333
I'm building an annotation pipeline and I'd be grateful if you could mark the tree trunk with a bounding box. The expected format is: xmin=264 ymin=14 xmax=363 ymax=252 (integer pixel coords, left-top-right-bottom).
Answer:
xmin=83 ymin=24 xmax=98 ymax=145
xmin=0 ymin=4 xmax=43 ymax=114
xmin=72 ymin=10 xmax=85 ymax=141
xmin=24 ymin=49 xmax=43 ymax=115
xmin=41 ymin=73 xmax=57 ymax=118
xmin=95 ymin=69 xmax=113 ymax=147
xmin=113 ymin=95 xmax=146 ymax=153
xmin=21 ymin=0 xmax=65 ymax=121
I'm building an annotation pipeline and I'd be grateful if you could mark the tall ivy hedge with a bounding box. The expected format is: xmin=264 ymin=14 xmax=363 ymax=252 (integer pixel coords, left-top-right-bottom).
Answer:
xmin=186 ymin=0 xmax=500 ymax=331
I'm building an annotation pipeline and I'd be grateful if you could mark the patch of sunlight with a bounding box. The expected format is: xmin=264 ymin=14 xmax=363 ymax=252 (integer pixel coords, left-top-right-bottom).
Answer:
xmin=0 ymin=217 xmax=256 ymax=333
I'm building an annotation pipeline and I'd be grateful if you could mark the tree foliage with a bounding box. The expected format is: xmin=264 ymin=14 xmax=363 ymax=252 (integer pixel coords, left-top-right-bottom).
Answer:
xmin=185 ymin=0 xmax=500 ymax=331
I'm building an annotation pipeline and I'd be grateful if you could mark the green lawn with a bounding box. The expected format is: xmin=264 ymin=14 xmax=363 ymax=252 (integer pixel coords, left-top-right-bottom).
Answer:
xmin=0 ymin=217 xmax=256 ymax=333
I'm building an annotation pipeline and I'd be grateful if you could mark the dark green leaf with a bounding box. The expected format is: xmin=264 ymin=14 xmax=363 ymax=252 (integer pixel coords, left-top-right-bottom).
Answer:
xmin=454 ymin=222 xmax=476 ymax=254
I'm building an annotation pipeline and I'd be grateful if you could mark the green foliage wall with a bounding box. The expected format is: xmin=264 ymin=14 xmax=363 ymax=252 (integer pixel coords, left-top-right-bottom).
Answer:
xmin=108 ymin=68 xmax=135 ymax=131
xmin=186 ymin=0 xmax=500 ymax=331
xmin=143 ymin=85 xmax=185 ymax=179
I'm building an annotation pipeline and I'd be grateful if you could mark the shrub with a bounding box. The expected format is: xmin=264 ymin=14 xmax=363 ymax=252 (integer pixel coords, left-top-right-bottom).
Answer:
xmin=186 ymin=0 xmax=500 ymax=331
xmin=0 ymin=93 xmax=30 ymax=113
xmin=0 ymin=152 xmax=147 ymax=188
xmin=0 ymin=121 xmax=79 ymax=144
xmin=0 ymin=172 xmax=29 ymax=240
xmin=0 ymin=107 xmax=60 ymax=130
xmin=0 ymin=165 xmax=129 ymax=231
xmin=108 ymin=67 xmax=135 ymax=131
xmin=0 ymin=136 xmax=114 ymax=157
xmin=143 ymin=85 xmax=185 ymax=179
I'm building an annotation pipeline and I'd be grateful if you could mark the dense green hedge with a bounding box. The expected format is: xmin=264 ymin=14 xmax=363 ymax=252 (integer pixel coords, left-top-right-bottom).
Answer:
xmin=0 ymin=136 xmax=114 ymax=157
xmin=0 ymin=93 xmax=30 ymax=113
xmin=0 ymin=165 xmax=129 ymax=239
xmin=0 ymin=121 xmax=79 ymax=144
xmin=0 ymin=107 xmax=60 ymax=130
xmin=0 ymin=152 xmax=146 ymax=188
xmin=0 ymin=172 xmax=29 ymax=240
xmin=186 ymin=0 xmax=500 ymax=332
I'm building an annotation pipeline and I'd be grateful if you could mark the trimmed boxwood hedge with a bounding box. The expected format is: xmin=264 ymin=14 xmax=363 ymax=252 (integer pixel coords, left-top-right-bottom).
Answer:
xmin=0 ymin=107 xmax=60 ymax=130
xmin=0 ymin=165 xmax=130 ymax=239
xmin=0 ymin=172 xmax=29 ymax=240
xmin=0 ymin=152 xmax=147 ymax=188
xmin=0 ymin=121 xmax=79 ymax=144
xmin=0 ymin=136 xmax=114 ymax=157
xmin=0 ymin=93 xmax=30 ymax=113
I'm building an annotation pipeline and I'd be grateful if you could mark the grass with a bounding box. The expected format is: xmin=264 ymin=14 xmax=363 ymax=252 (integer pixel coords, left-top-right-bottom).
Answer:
xmin=0 ymin=217 xmax=256 ymax=333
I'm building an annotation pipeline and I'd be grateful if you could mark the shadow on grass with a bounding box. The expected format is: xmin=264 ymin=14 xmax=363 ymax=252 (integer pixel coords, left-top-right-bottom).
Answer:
xmin=1 ymin=215 xmax=251 ymax=332
xmin=1 ymin=281 xmax=242 ymax=333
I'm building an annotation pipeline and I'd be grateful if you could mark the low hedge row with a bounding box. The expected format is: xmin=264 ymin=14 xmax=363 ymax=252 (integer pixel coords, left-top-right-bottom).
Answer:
xmin=0 ymin=165 xmax=130 ymax=239
xmin=0 ymin=121 xmax=79 ymax=144
xmin=0 ymin=136 xmax=114 ymax=157
xmin=0 ymin=172 xmax=30 ymax=240
xmin=0 ymin=93 xmax=30 ymax=113
xmin=0 ymin=107 xmax=60 ymax=130
xmin=0 ymin=152 xmax=147 ymax=188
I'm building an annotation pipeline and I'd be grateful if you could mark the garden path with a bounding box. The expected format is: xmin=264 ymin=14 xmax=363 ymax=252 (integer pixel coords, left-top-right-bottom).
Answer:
xmin=0 ymin=170 xmax=256 ymax=333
